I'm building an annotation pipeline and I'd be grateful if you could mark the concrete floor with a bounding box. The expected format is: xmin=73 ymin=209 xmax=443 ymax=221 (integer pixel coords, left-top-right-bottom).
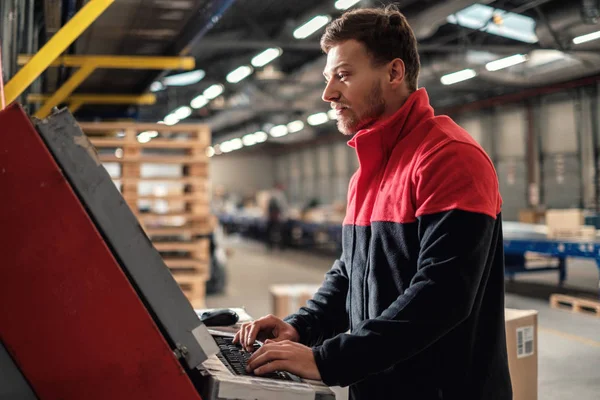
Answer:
xmin=206 ymin=236 xmax=600 ymax=400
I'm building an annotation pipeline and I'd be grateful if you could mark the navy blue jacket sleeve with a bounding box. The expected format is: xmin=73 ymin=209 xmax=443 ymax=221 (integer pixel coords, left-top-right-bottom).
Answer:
xmin=312 ymin=210 xmax=499 ymax=387
xmin=284 ymin=257 xmax=350 ymax=347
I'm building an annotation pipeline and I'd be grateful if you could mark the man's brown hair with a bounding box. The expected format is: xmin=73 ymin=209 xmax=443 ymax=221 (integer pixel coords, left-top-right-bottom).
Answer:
xmin=320 ymin=6 xmax=420 ymax=92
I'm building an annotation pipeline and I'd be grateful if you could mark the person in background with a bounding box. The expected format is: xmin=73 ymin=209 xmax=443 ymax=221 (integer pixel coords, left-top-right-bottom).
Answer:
xmin=235 ymin=5 xmax=511 ymax=400
xmin=265 ymin=183 xmax=288 ymax=250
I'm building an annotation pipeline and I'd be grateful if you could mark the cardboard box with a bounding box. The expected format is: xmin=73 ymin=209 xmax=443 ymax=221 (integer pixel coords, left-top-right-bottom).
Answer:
xmin=270 ymin=284 xmax=321 ymax=319
xmin=546 ymin=209 xmax=584 ymax=230
xmin=505 ymin=309 xmax=538 ymax=400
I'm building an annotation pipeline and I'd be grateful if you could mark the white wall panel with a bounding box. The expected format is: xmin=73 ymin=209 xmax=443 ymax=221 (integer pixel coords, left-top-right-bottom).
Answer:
xmin=540 ymin=99 xmax=578 ymax=154
xmin=210 ymin=154 xmax=275 ymax=195
xmin=495 ymin=107 xmax=527 ymax=158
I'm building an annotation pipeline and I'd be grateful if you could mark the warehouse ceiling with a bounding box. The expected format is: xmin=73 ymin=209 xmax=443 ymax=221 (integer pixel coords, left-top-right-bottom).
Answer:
xmin=40 ymin=0 xmax=600 ymax=148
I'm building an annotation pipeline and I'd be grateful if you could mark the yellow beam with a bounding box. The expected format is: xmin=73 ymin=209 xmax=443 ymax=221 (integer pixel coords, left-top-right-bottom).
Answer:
xmin=35 ymin=63 xmax=97 ymax=118
xmin=5 ymin=0 xmax=114 ymax=104
xmin=69 ymin=100 xmax=85 ymax=114
xmin=17 ymin=55 xmax=195 ymax=70
xmin=28 ymin=93 xmax=156 ymax=105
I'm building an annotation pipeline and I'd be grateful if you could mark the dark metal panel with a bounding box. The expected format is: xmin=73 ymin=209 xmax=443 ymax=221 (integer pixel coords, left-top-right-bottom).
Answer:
xmin=34 ymin=108 xmax=217 ymax=369
xmin=0 ymin=341 xmax=38 ymax=400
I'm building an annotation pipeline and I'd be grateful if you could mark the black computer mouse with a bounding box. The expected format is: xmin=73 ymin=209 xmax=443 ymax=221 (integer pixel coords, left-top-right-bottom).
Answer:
xmin=200 ymin=309 xmax=239 ymax=327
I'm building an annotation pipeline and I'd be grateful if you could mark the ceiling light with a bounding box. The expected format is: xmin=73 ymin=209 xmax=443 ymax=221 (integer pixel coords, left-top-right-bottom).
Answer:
xmin=251 ymin=48 xmax=283 ymax=68
xmin=206 ymin=146 xmax=215 ymax=157
xmin=220 ymin=141 xmax=233 ymax=153
xmin=174 ymin=106 xmax=192 ymax=120
xmin=150 ymin=81 xmax=164 ymax=92
xmin=270 ymin=125 xmax=289 ymax=138
xmin=307 ymin=112 xmax=329 ymax=126
xmin=440 ymin=69 xmax=477 ymax=85
xmin=335 ymin=0 xmax=361 ymax=10
xmin=485 ymin=54 xmax=528 ymax=71
xmin=229 ymin=138 xmax=243 ymax=150
xmin=163 ymin=69 xmax=205 ymax=86
xmin=327 ymin=109 xmax=337 ymax=120
xmin=140 ymin=130 xmax=159 ymax=138
xmin=287 ymin=120 xmax=304 ymax=133
xmin=190 ymin=94 xmax=209 ymax=109
xmin=242 ymin=133 xmax=258 ymax=146
xmin=163 ymin=113 xmax=180 ymax=126
xmin=573 ymin=30 xmax=600 ymax=44
xmin=447 ymin=4 xmax=538 ymax=44
xmin=203 ymin=84 xmax=224 ymax=100
xmin=137 ymin=131 xmax=153 ymax=143
xmin=253 ymin=131 xmax=268 ymax=143
xmin=226 ymin=65 xmax=253 ymax=83
xmin=293 ymin=15 xmax=331 ymax=39
xmin=213 ymin=144 xmax=222 ymax=155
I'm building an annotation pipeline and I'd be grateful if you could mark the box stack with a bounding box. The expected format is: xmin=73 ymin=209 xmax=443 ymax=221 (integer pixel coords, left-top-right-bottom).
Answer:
xmin=82 ymin=122 xmax=213 ymax=307
xmin=545 ymin=209 xmax=596 ymax=240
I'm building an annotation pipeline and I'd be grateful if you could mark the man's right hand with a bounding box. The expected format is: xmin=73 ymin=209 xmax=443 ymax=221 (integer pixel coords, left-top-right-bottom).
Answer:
xmin=233 ymin=314 xmax=300 ymax=352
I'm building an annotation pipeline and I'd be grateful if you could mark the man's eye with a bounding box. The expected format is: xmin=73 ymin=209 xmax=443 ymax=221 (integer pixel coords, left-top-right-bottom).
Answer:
xmin=338 ymin=73 xmax=348 ymax=80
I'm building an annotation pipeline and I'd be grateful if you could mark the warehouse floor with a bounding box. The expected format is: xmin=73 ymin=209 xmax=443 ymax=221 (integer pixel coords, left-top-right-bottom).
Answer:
xmin=206 ymin=235 xmax=600 ymax=400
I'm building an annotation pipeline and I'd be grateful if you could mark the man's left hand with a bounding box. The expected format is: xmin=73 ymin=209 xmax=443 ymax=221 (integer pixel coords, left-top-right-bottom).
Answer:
xmin=246 ymin=340 xmax=321 ymax=381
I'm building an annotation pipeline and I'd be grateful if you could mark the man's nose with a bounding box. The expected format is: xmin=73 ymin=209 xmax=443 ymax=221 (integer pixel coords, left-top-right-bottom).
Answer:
xmin=322 ymin=80 xmax=340 ymax=103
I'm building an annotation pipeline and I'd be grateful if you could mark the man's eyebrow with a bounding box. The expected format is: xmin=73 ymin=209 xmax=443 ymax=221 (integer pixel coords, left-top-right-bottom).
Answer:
xmin=323 ymin=62 xmax=352 ymax=77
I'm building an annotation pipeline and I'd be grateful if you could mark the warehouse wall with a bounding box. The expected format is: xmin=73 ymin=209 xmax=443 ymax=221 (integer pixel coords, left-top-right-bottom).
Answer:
xmin=210 ymin=154 xmax=276 ymax=195
xmin=212 ymin=84 xmax=599 ymax=220
xmin=454 ymin=84 xmax=600 ymax=220
xmin=274 ymin=140 xmax=357 ymax=207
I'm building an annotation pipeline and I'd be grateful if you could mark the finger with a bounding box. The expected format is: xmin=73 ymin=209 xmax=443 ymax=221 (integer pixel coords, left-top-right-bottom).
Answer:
xmin=254 ymin=360 xmax=289 ymax=376
xmin=247 ymin=350 xmax=291 ymax=373
xmin=233 ymin=322 xmax=249 ymax=344
xmin=246 ymin=323 xmax=261 ymax=351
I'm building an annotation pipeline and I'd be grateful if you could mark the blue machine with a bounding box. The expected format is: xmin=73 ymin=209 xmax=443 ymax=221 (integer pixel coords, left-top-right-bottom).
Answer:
xmin=216 ymin=214 xmax=600 ymax=297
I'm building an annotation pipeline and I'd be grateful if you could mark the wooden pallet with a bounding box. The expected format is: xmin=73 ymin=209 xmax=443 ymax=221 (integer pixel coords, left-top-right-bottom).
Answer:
xmin=83 ymin=122 xmax=214 ymax=308
xmin=172 ymin=272 xmax=208 ymax=308
xmin=550 ymin=294 xmax=600 ymax=317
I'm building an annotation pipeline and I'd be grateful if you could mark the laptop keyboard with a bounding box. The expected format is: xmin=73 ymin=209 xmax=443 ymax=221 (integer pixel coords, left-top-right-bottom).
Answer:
xmin=213 ymin=335 xmax=297 ymax=381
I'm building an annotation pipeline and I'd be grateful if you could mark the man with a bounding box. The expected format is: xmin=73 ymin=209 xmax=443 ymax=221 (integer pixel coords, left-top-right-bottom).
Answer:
xmin=234 ymin=6 xmax=512 ymax=399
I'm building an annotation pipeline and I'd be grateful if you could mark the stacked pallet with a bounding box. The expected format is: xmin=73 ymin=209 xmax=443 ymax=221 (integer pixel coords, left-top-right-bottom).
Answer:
xmin=81 ymin=122 xmax=213 ymax=308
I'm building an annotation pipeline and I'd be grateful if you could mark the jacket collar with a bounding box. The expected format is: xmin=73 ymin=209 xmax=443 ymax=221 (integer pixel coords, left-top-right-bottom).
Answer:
xmin=347 ymin=88 xmax=434 ymax=158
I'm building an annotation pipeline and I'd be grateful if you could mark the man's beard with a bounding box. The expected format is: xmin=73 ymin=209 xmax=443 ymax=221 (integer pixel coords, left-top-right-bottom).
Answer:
xmin=337 ymin=81 xmax=386 ymax=136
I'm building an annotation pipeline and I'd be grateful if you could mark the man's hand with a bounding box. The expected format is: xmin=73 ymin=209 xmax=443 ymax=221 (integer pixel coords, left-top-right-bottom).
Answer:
xmin=233 ymin=314 xmax=300 ymax=352
xmin=246 ymin=340 xmax=321 ymax=381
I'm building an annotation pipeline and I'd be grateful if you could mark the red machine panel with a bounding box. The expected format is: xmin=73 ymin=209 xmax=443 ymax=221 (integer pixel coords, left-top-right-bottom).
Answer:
xmin=0 ymin=104 xmax=202 ymax=400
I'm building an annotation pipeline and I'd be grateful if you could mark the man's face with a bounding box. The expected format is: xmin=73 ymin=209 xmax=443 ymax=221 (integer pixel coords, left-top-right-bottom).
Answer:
xmin=322 ymin=40 xmax=387 ymax=135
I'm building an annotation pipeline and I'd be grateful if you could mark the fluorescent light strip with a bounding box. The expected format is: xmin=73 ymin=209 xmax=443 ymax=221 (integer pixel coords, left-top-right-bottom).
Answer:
xmin=293 ymin=15 xmax=331 ymax=39
xmin=270 ymin=125 xmax=289 ymax=138
xmin=203 ymin=84 xmax=224 ymax=100
xmin=227 ymin=65 xmax=253 ymax=83
xmin=242 ymin=133 xmax=257 ymax=146
xmin=307 ymin=112 xmax=329 ymax=126
xmin=163 ymin=69 xmax=205 ymax=86
xmin=573 ymin=30 xmax=600 ymax=44
xmin=163 ymin=113 xmax=180 ymax=126
xmin=287 ymin=120 xmax=304 ymax=133
xmin=335 ymin=0 xmax=361 ymax=10
xmin=440 ymin=69 xmax=477 ymax=85
xmin=485 ymin=54 xmax=528 ymax=71
xmin=251 ymin=48 xmax=283 ymax=68
xmin=253 ymin=131 xmax=268 ymax=143
xmin=174 ymin=106 xmax=192 ymax=120
xmin=190 ymin=95 xmax=208 ymax=109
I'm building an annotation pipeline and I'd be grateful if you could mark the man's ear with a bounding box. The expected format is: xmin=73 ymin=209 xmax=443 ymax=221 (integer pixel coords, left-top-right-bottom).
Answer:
xmin=388 ymin=58 xmax=405 ymax=86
